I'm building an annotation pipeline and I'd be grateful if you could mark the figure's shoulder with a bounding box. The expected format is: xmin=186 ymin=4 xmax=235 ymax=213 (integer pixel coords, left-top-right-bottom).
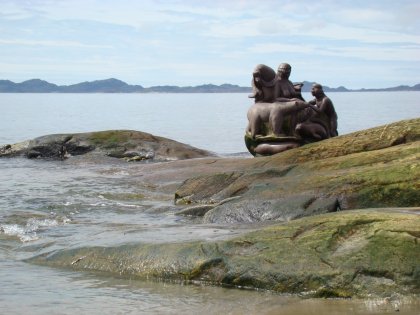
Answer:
xmin=273 ymin=76 xmax=283 ymax=85
xmin=322 ymin=95 xmax=333 ymax=104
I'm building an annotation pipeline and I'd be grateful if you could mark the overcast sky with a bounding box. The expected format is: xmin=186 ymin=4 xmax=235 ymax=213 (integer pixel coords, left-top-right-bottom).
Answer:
xmin=1 ymin=0 xmax=419 ymax=89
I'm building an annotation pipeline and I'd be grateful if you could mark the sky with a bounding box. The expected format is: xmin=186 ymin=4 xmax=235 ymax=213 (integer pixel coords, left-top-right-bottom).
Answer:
xmin=0 ymin=0 xmax=419 ymax=89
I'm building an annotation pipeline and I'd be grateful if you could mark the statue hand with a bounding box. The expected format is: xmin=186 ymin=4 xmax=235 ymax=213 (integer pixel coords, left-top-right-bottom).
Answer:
xmin=293 ymin=83 xmax=303 ymax=91
xmin=292 ymin=99 xmax=305 ymax=105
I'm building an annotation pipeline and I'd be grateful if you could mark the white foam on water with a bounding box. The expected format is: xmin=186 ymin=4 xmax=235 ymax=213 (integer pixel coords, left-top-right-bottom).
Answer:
xmin=115 ymin=202 xmax=142 ymax=208
xmin=0 ymin=217 xmax=70 ymax=242
xmin=1 ymin=223 xmax=38 ymax=242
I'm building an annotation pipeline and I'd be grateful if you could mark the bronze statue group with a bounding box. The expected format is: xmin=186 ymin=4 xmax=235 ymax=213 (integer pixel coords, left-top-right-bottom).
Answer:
xmin=245 ymin=63 xmax=338 ymax=156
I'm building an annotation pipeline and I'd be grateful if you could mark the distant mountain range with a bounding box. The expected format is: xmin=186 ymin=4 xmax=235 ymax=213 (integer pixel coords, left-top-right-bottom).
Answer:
xmin=0 ymin=78 xmax=419 ymax=93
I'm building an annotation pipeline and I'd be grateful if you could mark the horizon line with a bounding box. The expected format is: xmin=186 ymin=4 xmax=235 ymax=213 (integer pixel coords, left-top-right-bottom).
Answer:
xmin=1 ymin=77 xmax=419 ymax=91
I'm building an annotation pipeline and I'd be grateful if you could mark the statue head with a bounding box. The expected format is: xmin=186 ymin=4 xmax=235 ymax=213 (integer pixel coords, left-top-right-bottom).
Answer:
xmin=253 ymin=64 xmax=276 ymax=86
xmin=311 ymin=83 xmax=324 ymax=97
xmin=277 ymin=63 xmax=291 ymax=79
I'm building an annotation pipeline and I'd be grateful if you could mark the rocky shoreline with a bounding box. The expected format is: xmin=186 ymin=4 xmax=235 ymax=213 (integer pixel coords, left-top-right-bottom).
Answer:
xmin=3 ymin=118 xmax=419 ymax=298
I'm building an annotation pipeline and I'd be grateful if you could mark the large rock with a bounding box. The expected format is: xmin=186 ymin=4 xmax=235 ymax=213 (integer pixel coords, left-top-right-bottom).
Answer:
xmin=0 ymin=130 xmax=214 ymax=161
xmin=175 ymin=118 xmax=420 ymax=223
xmin=27 ymin=209 xmax=420 ymax=298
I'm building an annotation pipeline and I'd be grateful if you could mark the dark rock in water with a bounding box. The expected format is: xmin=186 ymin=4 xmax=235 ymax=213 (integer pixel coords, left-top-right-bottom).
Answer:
xmin=24 ymin=134 xmax=80 ymax=159
xmin=202 ymin=195 xmax=340 ymax=224
xmin=0 ymin=130 xmax=214 ymax=161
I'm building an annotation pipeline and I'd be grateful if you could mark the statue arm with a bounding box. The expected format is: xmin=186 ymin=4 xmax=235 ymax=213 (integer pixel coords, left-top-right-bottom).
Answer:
xmin=275 ymin=97 xmax=294 ymax=102
xmin=273 ymin=81 xmax=281 ymax=100
xmin=293 ymin=83 xmax=303 ymax=91
xmin=308 ymin=104 xmax=321 ymax=112
xmin=319 ymin=98 xmax=338 ymax=136
xmin=306 ymin=99 xmax=319 ymax=112
xmin=318 ymin=97 xmax=332 ymax=112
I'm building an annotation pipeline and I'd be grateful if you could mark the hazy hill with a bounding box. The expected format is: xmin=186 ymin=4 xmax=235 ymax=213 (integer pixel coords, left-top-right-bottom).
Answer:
xmin=0 ymin=79 xmax=59 ymax=92
xmin=0 ymin=78 xmax=419 ymax=93
xmin=59 ymin=78 xmax=144 ymax=93
xmin=300 ymin=81 xmax=350 ymax=92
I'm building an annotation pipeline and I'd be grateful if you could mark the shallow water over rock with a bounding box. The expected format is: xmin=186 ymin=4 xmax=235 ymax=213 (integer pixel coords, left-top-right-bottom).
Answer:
xmin=1 ymin=156 xmax=419 ymax=314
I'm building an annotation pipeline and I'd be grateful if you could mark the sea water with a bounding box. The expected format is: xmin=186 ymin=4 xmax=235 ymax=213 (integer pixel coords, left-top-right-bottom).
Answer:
xmin=0 ymin=92 xmax=419 ymax=314
xmin=1 ymin=92 xmax=419 ymax=154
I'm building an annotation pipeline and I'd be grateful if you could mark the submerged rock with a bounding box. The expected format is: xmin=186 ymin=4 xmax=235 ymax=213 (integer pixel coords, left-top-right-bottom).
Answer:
xmin=0 ymin=130 xmax=214 ymax=161
xmin=27 ymin=209 xmax=420 ymax=298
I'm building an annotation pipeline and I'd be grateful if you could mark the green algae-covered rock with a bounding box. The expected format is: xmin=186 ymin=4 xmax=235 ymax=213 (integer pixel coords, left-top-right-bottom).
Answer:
xmin=27 ymin=209 xmax=420 ymax=298
xmin=0 ymin=130 xmax=213 ymax=161
xmin=174 ymin=118 xmax=420 ymax=223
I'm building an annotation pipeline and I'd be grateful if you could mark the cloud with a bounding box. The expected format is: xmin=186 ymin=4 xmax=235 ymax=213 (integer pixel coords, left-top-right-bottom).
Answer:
xmin=0 ymin=0 xmax=418 ymax=88
xmin=248 ymin=41 xmax=420 ymax=62
xmin=0 ymin=38 xmax=112 ymax=48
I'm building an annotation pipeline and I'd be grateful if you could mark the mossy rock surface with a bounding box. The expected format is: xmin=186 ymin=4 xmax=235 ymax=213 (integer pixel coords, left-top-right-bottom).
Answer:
xmin=0 ymin=130 xmax=214 ymax=161
xmin=27 ymin=209 xmax=420 ymax=298
xmin=175 ymin=118 xmax=420 ymax=223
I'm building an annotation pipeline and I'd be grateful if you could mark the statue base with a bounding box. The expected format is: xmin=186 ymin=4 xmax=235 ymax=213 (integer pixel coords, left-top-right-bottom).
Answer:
xmin=244 ymin=133 xmax=302 ymax=156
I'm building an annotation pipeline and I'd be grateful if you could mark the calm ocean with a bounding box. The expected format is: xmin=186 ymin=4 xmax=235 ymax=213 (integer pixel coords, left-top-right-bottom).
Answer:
xmin=1 ymin=92 xmax=419 ymax=154
xmin=0 ymin=92 xmax=419 ymax=314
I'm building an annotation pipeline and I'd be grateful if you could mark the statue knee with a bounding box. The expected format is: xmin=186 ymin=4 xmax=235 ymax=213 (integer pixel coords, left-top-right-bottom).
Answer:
xmin=295 ymin=123 xmax=305 ymax=137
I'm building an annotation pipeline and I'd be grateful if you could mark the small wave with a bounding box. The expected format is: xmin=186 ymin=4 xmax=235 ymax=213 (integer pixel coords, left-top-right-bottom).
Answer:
xmin=113 ymin=171 xmax=129 ymax=176
xmin=115 ymin=202 xmax=143 ymax=208
xmin=90 ymin=198 xmax=143 ymax=209
xmin=26 ymin=218 xmax=60 ymax=229
xmin=0 ymin=217 xmax=70 ymax=242
xmin=98 ymin=169 xmax=130 ymax=176
xmin=1 ymin=224 xmax=38 ymax=242
xmin=88 ymin=202 xmax=109 ymax=207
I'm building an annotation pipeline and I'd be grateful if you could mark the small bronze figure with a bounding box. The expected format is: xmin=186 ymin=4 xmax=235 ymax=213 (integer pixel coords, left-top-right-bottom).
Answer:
xmin=295 ymin=83 xmax=338 ymax=141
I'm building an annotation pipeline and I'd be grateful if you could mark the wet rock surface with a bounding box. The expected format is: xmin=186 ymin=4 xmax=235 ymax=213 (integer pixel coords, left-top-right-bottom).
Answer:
xmin=18 ymin=118 xmax=420 ymax=297
xmin=28 ymin=209 xmax=420 ymax=298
